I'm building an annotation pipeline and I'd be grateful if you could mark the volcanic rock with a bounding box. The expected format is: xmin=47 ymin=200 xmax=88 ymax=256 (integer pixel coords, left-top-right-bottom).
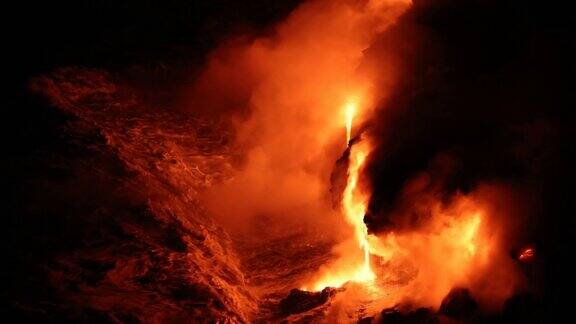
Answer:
xmin=439 ymin=288 xmax=478 ymax=320
xmin=329 ymin=147 xmax=350 ymax=208
xmin=279 ymin=288 xmax=337 ymax=315
xmin=8 ymin=69 xmax=256 ymax=322
xmin=502 ymin=293 xmax=542 ymax=323
xmin=379 ymin=307 xmax=438 ymax=324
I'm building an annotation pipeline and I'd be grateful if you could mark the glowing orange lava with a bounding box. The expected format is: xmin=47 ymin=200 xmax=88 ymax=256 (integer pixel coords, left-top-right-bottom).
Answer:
xmin=303 ymin=100 xmax=376 ymax=291
xmin=342 ymin=103 xmax=375 ymax=283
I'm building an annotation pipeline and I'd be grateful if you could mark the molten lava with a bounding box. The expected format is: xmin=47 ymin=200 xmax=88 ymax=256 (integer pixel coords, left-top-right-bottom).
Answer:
xmin=305 ymin=174 xmax=524 ymax=312
xmin=343 ymin=138 xmax=374 ymax=283
xmin=303 ymin=100 xmax=376 ymax=291
xmin=341 ymin=103 xmax=375 ymax=282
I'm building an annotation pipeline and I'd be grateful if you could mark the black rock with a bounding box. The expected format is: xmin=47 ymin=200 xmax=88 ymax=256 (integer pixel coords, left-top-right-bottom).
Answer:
xmin=380 ymin=307 xmax=438 ymax=324
xmin=502 ymin=293 xmax=542 ymax=323
xmin=439 ymin=288 xmax=478 ymax=320
xmin=279 ymin=288 xmax=336 ymax=315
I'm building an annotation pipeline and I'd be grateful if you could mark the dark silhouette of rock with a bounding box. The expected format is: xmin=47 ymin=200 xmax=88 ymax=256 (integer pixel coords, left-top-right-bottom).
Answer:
xmin=380 ymin=307 xmax=438 ymax=324
xmin=358 ymin=316 xmax=374 ymax=323
xmin=502 ymin=293 xmax=543 ymax=323
xmin=439 ymin=288 xmax=478 ymax=320
xmin=279 ymin=288 xmax=337 ymax=315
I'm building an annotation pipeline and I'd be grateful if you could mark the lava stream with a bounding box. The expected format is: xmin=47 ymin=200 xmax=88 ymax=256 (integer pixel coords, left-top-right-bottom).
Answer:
xmin=304 ymin=100 xmax=376 ymax=291
xmin=341 ymin=102 xmax=375 ymax=283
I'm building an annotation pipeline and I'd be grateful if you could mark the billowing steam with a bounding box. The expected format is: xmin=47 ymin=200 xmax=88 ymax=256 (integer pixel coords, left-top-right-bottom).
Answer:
xmin=194 ymin=0 xmax=529 ymax=318
xmin=200 ymin=0 xmax=410 ymax=238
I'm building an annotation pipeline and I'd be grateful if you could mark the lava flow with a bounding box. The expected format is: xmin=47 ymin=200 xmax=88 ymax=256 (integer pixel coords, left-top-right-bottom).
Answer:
xmin=341 ymin=111 xmax=375 ymax=285
xmin=301 ymin=98 xmax=524 ymax=314
xmin=304 ymin=100 xmax=376 ymax=291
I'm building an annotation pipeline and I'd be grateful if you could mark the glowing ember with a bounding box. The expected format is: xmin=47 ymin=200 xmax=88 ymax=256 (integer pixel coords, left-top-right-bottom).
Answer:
xmin=518 ymin=246 xmax=535 ymax=262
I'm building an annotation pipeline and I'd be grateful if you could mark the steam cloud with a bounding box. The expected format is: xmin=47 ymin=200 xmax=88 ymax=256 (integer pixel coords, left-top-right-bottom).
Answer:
xmin=195 ymin=0 xmax=540 ymax=314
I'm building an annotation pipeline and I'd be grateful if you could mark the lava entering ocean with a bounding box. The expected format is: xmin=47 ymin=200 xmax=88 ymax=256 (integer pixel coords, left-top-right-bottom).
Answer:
xmin=196 ymin=0 xmax=529 ymax=320
xmin=16 ymin=0 xmax=554 ymax=322
xmin=302 ymin=100 xmax=375 ymax=291
xmin=302 ymin=101 xmax=524 ymax=316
